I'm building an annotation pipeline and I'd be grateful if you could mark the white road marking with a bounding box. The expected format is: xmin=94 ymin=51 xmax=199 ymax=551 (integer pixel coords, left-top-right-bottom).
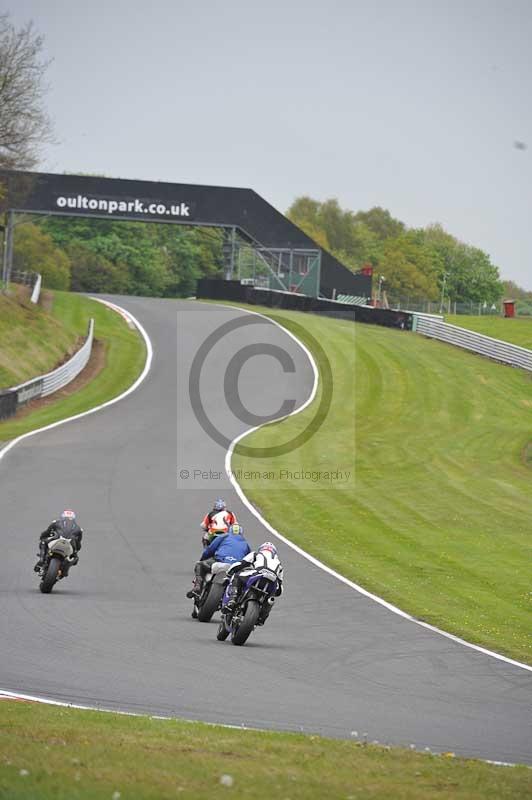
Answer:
xmin=1 ymin=297 xmax=530 ymax=763
xmin=0 ymin=297 xmax=152 ymax=465
xmin=218 ymin=303 xmax=532 ymax=675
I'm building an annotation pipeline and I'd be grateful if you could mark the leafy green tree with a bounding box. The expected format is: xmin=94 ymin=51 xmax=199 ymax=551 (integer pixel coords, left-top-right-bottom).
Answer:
xmin=43 ymin=218 xmax=170 ymax=296
xmin=352 ymin=207 xmax=405 ymax=240
xmin=422 ymin=224 xmax=503 ymax=303
xmin=162 ymin=235 xmax=201 ymax=297
xmin=286 ymin=196 xmax=321 ymax=231
xmin=380 ymin=233 xmax=439 ymax=300
xmin=315 ymin=199 xmax=356 ymax=253
xmin=42 ymin=216 xmax=223 ymax=297
xmin=288 ymin=197 xmax=384 ymax=270
xmin=188 ymin=228 xmax=224 ymax=280
xmin=13 ymin=222 xmax=70 ymax=289
xmin=67 ymin=241 xmax=129 ymax=293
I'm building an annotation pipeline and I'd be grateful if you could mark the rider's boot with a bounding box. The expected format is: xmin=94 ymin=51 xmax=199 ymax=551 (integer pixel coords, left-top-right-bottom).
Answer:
xmin=34 ymin=547 xmax=45 ymax=572
xmin=186 ymin=576 xmax=202 ymax=599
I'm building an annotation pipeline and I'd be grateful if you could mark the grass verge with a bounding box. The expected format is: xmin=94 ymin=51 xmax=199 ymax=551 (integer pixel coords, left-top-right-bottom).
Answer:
xmin=225 ymin=303 xmax=532 ymax=664
xmin=0 ymin=292 xmax=146 ymax=443
xmin=0 ymin=288 xmax=78 ymax=388
xmin=1 ymin=701 xmax=530 ymax=799
xmin=445 ymin=314 xmax=532 ymax=349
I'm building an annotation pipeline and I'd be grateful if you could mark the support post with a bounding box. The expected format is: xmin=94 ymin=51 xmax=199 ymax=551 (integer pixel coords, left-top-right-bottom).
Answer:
xmin=5 ymin=211 xmax=14 ymax=286
xmin=2 ymin=211 xmax=15 ymax=291
xmin=289 ymin=249 xmax=294 ymax=291
xmin=229 ymin=226 xmax=236 ymax=281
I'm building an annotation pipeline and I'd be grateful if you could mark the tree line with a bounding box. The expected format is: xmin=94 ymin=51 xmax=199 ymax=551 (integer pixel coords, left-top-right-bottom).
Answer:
xmin=1 ymin=11 xmax=529 ymax=303
xmin=288 ymin=197 xmax=506 ymax=305
xmin=12 ymin=218 xmax=224 ymax=296
xmin=10 ymin=198 xmax=528 ymax=305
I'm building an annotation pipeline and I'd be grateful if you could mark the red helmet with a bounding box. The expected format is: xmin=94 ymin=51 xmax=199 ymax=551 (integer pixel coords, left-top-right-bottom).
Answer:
xmin=61 ymin=509 xmax=76 ymax=520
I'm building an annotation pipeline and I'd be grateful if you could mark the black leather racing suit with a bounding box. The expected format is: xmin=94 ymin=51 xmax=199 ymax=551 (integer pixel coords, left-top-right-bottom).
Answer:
xmin=38 ymin=519 xmax=83 ymax=574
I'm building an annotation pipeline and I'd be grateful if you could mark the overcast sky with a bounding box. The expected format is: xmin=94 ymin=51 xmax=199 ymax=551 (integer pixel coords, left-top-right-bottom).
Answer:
xmin=8 ymin=0 xmax=532 ymax=288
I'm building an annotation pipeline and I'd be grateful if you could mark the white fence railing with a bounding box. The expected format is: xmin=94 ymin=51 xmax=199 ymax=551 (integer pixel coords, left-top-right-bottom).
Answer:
xmin=12 ymin=320 xmax=95 ymax=404
xmin=414 ymin=316 xmax=532 ymax=372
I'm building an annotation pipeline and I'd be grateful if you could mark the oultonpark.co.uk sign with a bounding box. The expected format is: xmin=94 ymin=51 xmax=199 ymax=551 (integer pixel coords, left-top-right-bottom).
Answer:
xmin=55 ymin=194 xmax=194 ymax=218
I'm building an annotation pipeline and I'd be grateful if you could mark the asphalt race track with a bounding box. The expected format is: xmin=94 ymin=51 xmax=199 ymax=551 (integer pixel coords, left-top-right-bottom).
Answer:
xmin=1 ymin=297 xmax=531 ymax=764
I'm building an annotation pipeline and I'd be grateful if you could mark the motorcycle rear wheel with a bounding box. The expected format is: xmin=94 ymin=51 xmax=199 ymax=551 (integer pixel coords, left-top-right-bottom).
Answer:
xmin=232 ymin=600 xmax=260 ymax=646
xmin=40 ymin=557 xmax=61 ymax=594
xmin=198 ymin=583 xmax=225 ymax=622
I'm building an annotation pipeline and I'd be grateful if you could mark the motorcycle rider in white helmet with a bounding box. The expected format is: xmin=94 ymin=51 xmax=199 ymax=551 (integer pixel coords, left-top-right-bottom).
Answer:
xmin=222 ymin=541 xmax=283 ymax=621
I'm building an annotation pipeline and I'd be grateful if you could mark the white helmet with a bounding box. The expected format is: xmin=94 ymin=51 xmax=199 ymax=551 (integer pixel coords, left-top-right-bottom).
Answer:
xmin=258 ymin=541 xmax=277 ymax=557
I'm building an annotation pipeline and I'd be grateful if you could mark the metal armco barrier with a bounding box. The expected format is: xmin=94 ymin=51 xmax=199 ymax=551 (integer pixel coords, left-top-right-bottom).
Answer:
xmin=1 ymin=320 xmax=95 ymax=421
xmin=415 ymin=316 xmax=532 ymax=372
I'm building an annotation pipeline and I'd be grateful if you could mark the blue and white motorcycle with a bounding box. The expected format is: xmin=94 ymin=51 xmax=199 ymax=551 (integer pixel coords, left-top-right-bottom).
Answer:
xmin=216 ymin=566 xmax=279 ymax=646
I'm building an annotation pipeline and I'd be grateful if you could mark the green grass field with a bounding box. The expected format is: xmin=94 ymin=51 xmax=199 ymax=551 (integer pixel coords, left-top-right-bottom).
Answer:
xmin=229 ymin=305 xmax=532 ymax=664
xmin=1 ymin=299 xmax=530 ymax=795
xmin=445 ymin=314 xmax=532 ymax=349
xmin=0 ymin=292 xmax=146 ymax=442
xmin=1 ymin=701 xmax=530 ymax=799
xmin=0 ymin=289 xmax=79 ymax=388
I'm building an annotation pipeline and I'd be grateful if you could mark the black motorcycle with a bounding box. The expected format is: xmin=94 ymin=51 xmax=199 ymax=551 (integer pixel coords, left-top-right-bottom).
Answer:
xmin=192 ymin=562 xmax=229 ymax=622
xmin=217 ymin=566 xmax=278 ymax=645
xmin=37 ymin=536 xmax=76 ymax=594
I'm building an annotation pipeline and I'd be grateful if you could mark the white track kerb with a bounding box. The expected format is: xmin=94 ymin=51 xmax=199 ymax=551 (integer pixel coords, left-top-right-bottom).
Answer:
xmin=1 ymin=299 xmax=530 ymax=722
xmin=222 ymin=304 xmax=532 ymax=675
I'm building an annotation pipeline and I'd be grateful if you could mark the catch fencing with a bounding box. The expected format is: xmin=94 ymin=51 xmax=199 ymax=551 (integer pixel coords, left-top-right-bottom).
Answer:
xmin=414 ymin=316 xmax=532 ymax=372
xmin=0 ymin=320 xmax=94 ymax=420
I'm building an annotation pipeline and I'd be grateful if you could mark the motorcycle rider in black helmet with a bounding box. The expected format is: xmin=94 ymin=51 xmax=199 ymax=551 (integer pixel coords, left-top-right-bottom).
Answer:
xmin=34 ymin=509 xmax=83 ymax=576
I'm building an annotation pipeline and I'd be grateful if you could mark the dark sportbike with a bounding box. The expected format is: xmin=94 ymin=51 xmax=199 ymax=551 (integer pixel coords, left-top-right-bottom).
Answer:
xmin=37 ymin=536 xmax=77 ymax=594
xmin=217 ymin=566 xmax=278 ymax=646
xmin=192 ymin=562 xmax=229 ymax=622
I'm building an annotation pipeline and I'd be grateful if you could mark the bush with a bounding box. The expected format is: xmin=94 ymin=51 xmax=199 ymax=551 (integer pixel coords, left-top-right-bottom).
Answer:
xmin=13 ymin=222 xmax=71 ymax=289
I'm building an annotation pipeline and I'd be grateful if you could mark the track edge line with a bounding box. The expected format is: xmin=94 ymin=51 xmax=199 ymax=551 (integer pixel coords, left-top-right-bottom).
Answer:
xmin=214 ymin=301 xmax=532 ymax=675
xmin=0 ymin=297 xmax=153 ymax=465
